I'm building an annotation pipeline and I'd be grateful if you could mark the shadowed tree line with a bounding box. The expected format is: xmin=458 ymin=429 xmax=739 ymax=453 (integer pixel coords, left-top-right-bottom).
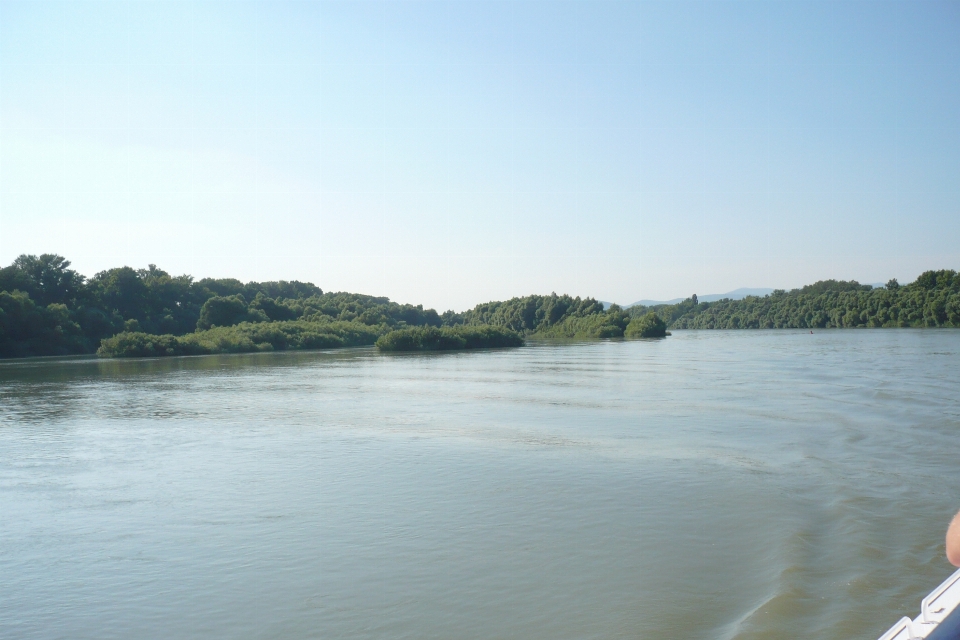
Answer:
xmin=0 ymin=254 xmax=440 ymax=358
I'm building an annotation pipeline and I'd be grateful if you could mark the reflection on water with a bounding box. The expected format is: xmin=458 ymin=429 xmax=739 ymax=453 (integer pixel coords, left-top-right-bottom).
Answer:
xmin=2 ymin=331 xmax=960 ymax=639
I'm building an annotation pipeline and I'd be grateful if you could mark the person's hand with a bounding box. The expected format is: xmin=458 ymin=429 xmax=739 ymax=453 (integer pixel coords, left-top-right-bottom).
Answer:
xmin=947 ymin=510 xmax=960 ymax=567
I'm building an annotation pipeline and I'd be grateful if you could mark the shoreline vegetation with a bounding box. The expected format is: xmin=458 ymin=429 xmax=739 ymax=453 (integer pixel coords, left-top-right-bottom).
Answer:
xmin=97 ymin=320 xmax=383 ymax=358
xmin=375 ymin=326 xmax=524 ymax=352
xmin=1 ymin=254 xmax=958 ymax=359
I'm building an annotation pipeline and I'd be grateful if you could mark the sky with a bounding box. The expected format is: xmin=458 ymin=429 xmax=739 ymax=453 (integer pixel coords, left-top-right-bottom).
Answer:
xmin=1 ymin=1 xmax=958 ymax=311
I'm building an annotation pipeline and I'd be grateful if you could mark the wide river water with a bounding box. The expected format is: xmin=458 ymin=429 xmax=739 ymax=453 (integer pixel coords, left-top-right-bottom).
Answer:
xmin=2 ymin=330 xmax=960 ymax=639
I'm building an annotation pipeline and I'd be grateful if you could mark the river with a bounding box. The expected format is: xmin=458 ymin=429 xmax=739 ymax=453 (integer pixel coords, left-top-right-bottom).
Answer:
xmin=2 ymin=330 xmax=959 ymax=639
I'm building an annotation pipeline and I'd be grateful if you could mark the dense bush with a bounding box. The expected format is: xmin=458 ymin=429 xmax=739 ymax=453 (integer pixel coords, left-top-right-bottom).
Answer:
xmin=98 ymin=320 xmax=382 ymax=358
xmin=625 ymin=312 xmax=668 ymax=338
xmin=95 ymin=332 xmax=208 ymax=358
xmin=376 ymin=326 xmax=524 ymax=351
xmin=533 ymin=307 xmax=630 ymax=338
xmin=443 ymin=292 xmax=634 ymax=339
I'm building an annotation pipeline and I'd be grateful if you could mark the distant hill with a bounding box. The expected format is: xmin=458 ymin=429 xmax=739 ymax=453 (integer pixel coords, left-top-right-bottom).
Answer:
xmin=627 ymin=288 xmax=774 ymax=308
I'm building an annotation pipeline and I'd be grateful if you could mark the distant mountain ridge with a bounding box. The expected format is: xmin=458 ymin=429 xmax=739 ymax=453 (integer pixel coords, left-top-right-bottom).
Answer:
xmin=626 ymin=288 xmax=775 ymax=308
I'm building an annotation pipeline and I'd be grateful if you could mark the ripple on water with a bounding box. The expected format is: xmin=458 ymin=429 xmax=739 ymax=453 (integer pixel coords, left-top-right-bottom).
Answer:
xmin=2 ymin=331 xmax=960 ymax=640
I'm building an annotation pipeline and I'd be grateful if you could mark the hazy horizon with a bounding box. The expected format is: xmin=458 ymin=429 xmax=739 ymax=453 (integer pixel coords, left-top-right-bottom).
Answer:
xmin=2 ymin=1 xmax=958 ymax=311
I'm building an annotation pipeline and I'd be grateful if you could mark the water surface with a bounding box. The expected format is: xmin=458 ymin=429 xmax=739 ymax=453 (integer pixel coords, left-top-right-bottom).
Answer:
xmin=2 ymin=330 xmax=960 ymax=639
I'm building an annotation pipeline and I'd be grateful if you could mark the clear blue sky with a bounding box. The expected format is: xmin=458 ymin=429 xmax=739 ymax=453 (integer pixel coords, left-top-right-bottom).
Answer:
xmin=1 ymin=1 xmax=957 ymax=310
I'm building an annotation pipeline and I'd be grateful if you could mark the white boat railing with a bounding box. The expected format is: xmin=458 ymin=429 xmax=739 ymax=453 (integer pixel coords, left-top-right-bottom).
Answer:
xmin=879 ymin=568 xmax=960 ymax=640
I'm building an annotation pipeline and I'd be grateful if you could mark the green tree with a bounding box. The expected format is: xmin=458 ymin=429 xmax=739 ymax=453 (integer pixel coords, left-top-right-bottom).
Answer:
xmin=90 ymin=266 xmax=150 ymax=321
xmin=4 ymin=254 xmax=85 ymax=306
xmin=250 ymin=294 xmax=298 ymax=322
xmin=197 ymin=295 xmax=268 ymax=330
xmin=0 ymin=290 xmax=87 ymax=357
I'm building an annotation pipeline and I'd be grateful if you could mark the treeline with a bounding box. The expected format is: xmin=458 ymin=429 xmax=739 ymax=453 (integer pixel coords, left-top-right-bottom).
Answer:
xmin=646 ymin=271 xmax=960 ymax=330
xmin=444 ymin=293 xmax=666 ymax=338
xmin=443 ymin=294 xmax=606 ymax=332
xmin=0 ymin=254 xmax=679 ymax=359
xmin=0 ymin=254 xmax=441 ymax=358
xmin=19 ymin=252 xmax=951 ymax=360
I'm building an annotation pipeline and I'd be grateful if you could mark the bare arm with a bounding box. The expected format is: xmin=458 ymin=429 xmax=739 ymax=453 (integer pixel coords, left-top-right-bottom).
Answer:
xmin=947 ymin=510 xmax=960 ymax=567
